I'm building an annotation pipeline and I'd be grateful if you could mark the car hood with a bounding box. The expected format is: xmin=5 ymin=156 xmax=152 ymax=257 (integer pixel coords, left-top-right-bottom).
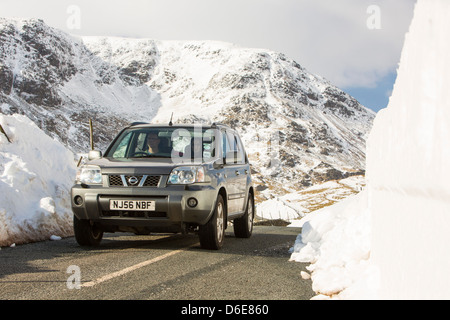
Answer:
xmin=87 ymin=157 xmax=184 ymax=175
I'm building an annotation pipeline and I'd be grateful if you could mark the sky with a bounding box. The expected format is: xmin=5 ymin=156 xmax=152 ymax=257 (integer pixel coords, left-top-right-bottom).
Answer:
xmin=0 ymin=0 xmax=417 ymax=112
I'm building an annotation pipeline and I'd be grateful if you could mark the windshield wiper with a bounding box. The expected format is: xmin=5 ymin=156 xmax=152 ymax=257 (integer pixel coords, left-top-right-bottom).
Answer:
xmin=131 ymin=154 xmax=171 ymax=159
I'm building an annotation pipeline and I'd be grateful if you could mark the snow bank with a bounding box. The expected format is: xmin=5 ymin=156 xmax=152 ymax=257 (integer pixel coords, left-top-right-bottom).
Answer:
xmin=289 ymin=191 xmax=378 ymax=299
xmin=0 ymin=113 xmax=77 ymax=247
xmin=367 ymin=0 xmax=450 ymax=299
xmin=256 ymin=198 xmax=301 ymax=221
xmin=290 ymin=0 xmax=450 ymax=299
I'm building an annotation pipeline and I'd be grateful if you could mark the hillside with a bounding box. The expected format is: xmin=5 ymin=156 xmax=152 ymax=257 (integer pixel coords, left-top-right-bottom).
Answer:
xmin=0 ymin=18 xmax=375 ymax=198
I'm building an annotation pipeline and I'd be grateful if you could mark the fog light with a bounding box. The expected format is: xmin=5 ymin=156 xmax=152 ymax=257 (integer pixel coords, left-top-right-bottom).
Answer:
xmin=74 ymin=195 xmax=84 ymax=206
xmin=187 ymin=197 xmax=198 ymax=208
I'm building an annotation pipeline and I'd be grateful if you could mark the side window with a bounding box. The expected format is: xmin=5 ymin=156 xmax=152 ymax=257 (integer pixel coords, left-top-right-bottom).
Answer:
xmin=234 ymin=134 xmax=246 ymax=164
xmin=222 ymin=130 xmax=246 ymax=164
xmin=222 ymin=130 xmax=231 ymax=157
xmin=228 ymin=134 xmax=237 ymax=152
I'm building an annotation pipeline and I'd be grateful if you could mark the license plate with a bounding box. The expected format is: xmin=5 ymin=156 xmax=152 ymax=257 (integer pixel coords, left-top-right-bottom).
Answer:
xmin=109 ymin=200 xmax=155 ymax=211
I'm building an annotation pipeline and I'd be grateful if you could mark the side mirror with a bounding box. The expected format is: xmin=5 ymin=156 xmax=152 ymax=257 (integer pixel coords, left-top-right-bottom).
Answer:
xmin=213 ymin=160 xmax=223 ymax=169
xmin=88 ymin=150 xmax=102 ymax=160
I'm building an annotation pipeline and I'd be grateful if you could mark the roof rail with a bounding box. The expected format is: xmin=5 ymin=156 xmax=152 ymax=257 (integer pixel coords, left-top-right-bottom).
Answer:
xmin=129 ymin=122 xmax=149 ymax=127
xmin=211 ymin=122 xmax=230 ymax=128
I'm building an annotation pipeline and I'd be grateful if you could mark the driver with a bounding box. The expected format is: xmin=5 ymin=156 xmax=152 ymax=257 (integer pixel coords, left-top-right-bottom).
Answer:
xmin=147 ymin=132 xmax=161 ymax=154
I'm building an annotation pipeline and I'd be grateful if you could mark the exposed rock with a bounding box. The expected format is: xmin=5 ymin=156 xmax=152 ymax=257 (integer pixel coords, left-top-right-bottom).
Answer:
xmin=0 ymin=18 xmax=375 ymax=197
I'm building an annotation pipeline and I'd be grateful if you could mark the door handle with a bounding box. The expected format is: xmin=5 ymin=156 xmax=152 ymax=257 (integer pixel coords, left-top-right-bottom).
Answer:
xmin=235 ymin=170 xmax=240 ymax=176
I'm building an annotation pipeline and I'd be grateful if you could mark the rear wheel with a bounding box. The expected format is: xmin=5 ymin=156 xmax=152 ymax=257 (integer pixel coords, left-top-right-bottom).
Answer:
xmin=199 ymin=194 xmax=225 ymax=250
xmin=234 ymin=193 xmax=254 ymax=238
xmin=73 ymin=215 xmax=103 ymax=246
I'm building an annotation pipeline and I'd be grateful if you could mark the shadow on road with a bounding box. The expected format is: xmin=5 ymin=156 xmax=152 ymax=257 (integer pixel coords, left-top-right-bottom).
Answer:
xmin=0 ymin=225 xmax=302 ymax=280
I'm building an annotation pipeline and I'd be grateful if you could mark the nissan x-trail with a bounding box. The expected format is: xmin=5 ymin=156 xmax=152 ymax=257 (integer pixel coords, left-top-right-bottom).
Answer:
xmin=71 ymin=123 xmax=255 ymax=250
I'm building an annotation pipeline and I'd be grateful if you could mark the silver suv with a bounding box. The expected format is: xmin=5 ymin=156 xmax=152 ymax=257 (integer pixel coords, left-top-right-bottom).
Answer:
xmin=71 ymin=123 xmax=254 ymax=250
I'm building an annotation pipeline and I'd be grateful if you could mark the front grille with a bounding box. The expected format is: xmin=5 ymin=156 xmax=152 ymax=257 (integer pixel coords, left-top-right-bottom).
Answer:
xmin=142 ymin=175 xmax=160 ymax=187
xmin=108 ymin=175 xmax=161 ymax=187
xmin=109 ymin=175 xmax=123 ymax=186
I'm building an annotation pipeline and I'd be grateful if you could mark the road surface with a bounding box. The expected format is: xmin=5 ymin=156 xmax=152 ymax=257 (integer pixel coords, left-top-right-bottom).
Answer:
xmin=0 ymin=225 xmax=314 ymax=301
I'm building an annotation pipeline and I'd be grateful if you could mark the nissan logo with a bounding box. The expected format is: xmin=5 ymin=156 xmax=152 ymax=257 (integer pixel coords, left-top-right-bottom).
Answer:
xmin=128 ymin=176 xmax=139 ymax=185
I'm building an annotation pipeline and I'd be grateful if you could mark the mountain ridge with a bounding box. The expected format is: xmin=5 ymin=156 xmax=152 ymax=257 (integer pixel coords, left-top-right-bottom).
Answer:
xmin=0 ymin=18 xmax=375 ymax=197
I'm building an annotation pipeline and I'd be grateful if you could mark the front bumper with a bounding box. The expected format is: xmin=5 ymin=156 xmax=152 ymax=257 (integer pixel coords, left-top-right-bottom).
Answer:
xmin=71 ymin=179 xmax=217 ymax=230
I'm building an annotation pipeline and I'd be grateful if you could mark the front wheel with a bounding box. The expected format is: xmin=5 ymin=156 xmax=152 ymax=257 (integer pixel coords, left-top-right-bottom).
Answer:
xmin=199 ymin=194 xmax=225 ymax=250
xmin=234 ymin=193 xmax=254 ymax=238
xmin=73 ymin=215 xmax=103 ymax=246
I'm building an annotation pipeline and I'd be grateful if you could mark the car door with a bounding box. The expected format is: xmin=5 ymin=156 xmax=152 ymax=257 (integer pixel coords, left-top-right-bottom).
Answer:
xmin=222 ymin=130 xmax=248 ymax=215
xmin=230 ymin=132 xmax=248 ymax=213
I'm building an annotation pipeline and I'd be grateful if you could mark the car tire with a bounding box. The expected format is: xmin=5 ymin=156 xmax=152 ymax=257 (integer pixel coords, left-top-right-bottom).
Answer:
xmin=234 ymin=193 xmax=254 ymax=238
xmin=199 ymin=194 xmax=225 ymax=250
xmin=73 ymin=215 xmax=103 ymax=246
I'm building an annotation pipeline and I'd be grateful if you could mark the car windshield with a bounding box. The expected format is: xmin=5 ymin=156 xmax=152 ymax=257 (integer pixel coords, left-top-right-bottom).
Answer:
xmin=105 ymin=126 xmax=219 ymax=162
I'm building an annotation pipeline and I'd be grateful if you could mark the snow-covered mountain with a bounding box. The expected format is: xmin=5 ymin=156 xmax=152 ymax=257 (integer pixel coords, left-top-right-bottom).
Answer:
xmin=0 ymin=18 xmax=375 ymax=196
xmin=0 ymin=18 xmax=159 ymax=151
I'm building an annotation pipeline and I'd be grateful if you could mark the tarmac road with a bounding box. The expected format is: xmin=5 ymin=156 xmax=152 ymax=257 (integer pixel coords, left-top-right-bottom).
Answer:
xmin=0 ymin=225 xmax=314 ymax=301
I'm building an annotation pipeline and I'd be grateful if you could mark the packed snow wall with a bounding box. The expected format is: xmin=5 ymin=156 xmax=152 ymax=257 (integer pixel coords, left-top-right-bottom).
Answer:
xmin=0 ymin=114 xmax=76 ymax=246
xmin=366 ymin=0 xmax=450 ymax=299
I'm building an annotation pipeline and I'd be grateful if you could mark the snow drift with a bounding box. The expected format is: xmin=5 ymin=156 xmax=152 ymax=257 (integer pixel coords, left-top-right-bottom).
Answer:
xmin=289 ymin=190 xmax=378 ymax=299
xmin=0 ymin=113 xmax=76 ymax=247
xmin=291 ymin=0 xmax=450 ymax=299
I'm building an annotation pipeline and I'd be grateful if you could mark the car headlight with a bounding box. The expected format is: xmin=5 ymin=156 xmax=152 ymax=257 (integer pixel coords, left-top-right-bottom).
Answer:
xmin=76 ymin=165 xmax=102 ymax=184
xmin=168 ymin=166 xmax=207 ymax=184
